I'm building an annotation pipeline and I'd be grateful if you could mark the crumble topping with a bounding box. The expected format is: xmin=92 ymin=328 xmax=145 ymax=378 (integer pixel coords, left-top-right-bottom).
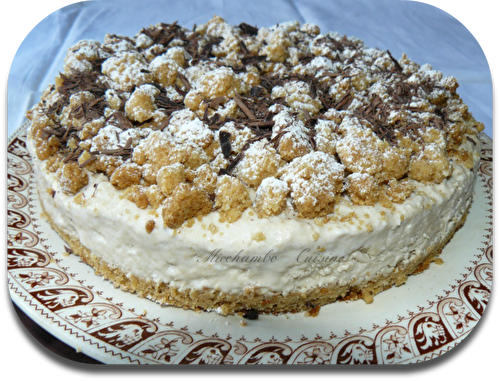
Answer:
xmin=27 ymin=16 xmax=484 ymax=228
xmin=254 ymin=177 xmax=289 ymax=218
xmin=281 ymin=151 xmax=344 ymax=218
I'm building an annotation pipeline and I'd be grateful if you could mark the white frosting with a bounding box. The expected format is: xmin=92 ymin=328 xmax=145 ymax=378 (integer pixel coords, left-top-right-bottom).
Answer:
xmin=28 ymin=137 xmax=480 ymax=298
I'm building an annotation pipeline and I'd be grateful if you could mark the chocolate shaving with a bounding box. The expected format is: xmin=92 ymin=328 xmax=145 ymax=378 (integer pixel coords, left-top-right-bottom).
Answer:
xmin=313 ymin=34 xmax=351 ymax=54
xmin=219 ymin=133 xmax=270 ymax=176
xmin=353 ymin=95 xmax=396 ymax=144
xmin=57 ymin=70 xmax=110 ymax=100
xmin=372 ymin=124 xmax=398 ymax=145
xmin=199 ymin=36 xmax=222 ymax=59
xmin=386 ymin=50 xmax=403 ymax=72
xmin=41 ymin=122 xmax=80 ymax=145
xmin=249 ymin=86 xmax=264 ymax=97
xmin=219 ymin=131 xmax=232 ymax=158
xmin=332 ymin=93 xmax=353 ymax=111
xmin=79 ymin=154 xmax=97 ymax=168
xmin=238 ymin=40 xmax=250 ymax=55
xmin=233 ymin=94 xmax=256 ymax=119
xmin=141 ymin=22 xmax=182 ymax=47
xmin=155 ymin=93 xmax=185 ymax=114
xmin=71 ymin=97 xmax=107 ymax=125
xmin=389 ymin=81 xmax=415 ymax=105
xmin=208 ymin=96 xmax=227 ymax=109
xmin=269 ymin=130 xmax=286 ymax=149
xmin=207 ymin=113 xmax=223 ymax=130
xmin=241 ymin=55 xmax=267 ymax=65
xmin=106 ymin=111 xmax=134 ymax=130
xmin=91 ymin=137 xmax=133 ymax=158
xmin=239 ymin=23 xmax=259 ymax=36
xmin=177 ymin=72 xmax=192 ymax=91
xmin=246 ymin=120 xmax=275 ymax=128
xmin=299 ymin=53 xmax=315 ymax=65
xmin=63 ymin=147 xmax=83 ymax=163
xmin=41 ymin=126 xmax=64 ymax=139
xmin=107 ymin=33 xmax=136 ymax=46
xmin=221 ymin=151 xmax=244 ymax=175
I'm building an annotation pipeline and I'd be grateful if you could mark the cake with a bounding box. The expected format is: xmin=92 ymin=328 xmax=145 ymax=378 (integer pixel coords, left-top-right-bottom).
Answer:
xmin=26 ymin=16 xmax=484 ymax=316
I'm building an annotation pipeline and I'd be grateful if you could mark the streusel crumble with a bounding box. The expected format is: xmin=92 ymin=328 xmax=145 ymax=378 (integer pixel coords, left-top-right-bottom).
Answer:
xmin=26 ymin=15 xmax=483 ymax=315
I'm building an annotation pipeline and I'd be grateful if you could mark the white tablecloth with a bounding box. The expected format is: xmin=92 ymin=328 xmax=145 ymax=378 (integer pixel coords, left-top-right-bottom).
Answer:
xmin=7 ymin=0 xmax=492 ymax=137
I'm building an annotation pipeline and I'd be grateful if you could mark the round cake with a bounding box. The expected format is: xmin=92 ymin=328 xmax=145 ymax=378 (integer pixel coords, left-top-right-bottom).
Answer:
xmin=26 ymin=16 xmax=483 ymax=316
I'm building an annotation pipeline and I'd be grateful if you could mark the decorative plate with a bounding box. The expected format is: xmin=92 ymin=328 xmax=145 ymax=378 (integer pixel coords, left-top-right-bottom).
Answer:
xmin=7 ymin=123 xmax=493 ymax=365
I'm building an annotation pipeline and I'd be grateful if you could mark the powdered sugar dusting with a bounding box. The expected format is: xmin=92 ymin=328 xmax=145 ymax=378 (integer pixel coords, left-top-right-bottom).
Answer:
xmin=28 ymin=15 xmax=484 ymax=226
